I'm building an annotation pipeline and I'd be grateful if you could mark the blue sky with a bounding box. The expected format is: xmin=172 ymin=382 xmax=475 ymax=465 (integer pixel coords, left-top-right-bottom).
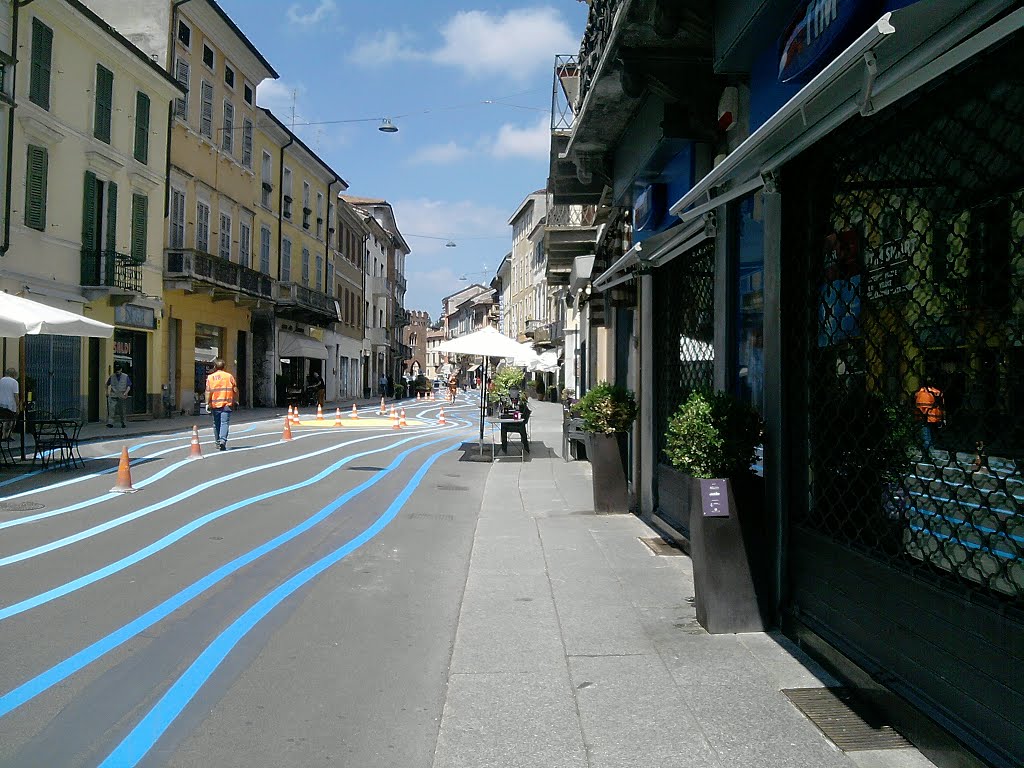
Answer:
xmin=216 ymin=0 xmax=589 ymax=320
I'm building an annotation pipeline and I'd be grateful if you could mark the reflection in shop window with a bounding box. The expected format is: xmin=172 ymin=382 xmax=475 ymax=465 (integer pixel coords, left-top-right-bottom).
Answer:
xmin=734 ymin=192 xmax=764 ymax=476
xmin=194 ymin=322 xmax=224 ymax=403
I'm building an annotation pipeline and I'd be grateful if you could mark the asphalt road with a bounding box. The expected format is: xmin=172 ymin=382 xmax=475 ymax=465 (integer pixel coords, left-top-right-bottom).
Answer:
xmin=0 ymin=396 xmax=489 ymax=768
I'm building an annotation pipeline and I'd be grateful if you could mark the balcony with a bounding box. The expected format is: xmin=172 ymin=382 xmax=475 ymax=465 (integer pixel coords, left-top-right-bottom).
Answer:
xmin=81 ymin=249 xmax=144 ymax=301
xmin=368 ymin=274 xmax=390 ymax=299
xmin=164 ymin=248 xmax=273 ymax=303
xmin=276 ymin=281 xmax=340 ymax=325
xmin=396 ymin=273 xmax=407 ymax=292
xmin=393 ymin=307 xmax=411 ymax=327
xmin=547 ymin=319 xmax=565 ymax=343
xmin=544 ymin=195 xmax=600 ymax=286
xmin=366 ymin=326 xmax=389 ymax=347
xmin=549 ymin=0 xmax=716 ymax=206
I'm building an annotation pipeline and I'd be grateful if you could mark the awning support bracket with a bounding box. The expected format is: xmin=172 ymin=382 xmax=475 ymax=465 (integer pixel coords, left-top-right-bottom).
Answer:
xmin=859 ymin=51 xmax=879 ymax=116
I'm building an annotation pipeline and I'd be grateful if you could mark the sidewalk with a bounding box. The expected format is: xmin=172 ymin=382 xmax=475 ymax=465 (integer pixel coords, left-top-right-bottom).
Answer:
xmin=433 ymin=401 xmax=937 ymax=768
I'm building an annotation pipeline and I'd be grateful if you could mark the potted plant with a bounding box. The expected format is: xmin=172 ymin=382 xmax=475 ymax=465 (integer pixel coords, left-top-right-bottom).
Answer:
xmin=571 ymin=382 xmax=637 ymax=513
xmin=663 ymin=390 xmax=765 ymax=634
xmin=488 ymin=367 xmax=525 ymax=414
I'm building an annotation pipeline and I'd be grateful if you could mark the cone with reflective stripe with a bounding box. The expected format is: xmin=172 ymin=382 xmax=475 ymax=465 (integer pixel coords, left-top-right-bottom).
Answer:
xmin=438 ymin=407 xmax=446 ymax=425
xmin=392 ymin=408 xmax=401 ymax=430
xmin=188 ymin=425 xmax=203 ymax=459
xmin=282 ymin=414 xmax=293 ymax=441
xmin=350 ymin=403 xmax=359 ymax=419
xmin=390 ymin=405 xmax=397 ymax=419
xmin=110 ymin=446 xmax=137 ymax=493
xmin=334 ymin=407 xmax=343 ymax=427
xmin=379 ymin=397 xmax=386 ymax=415
xmin=317 ymin=403 xmax=324 ymax=421
xmin=400 ymin=407 xmax=407 ymax=428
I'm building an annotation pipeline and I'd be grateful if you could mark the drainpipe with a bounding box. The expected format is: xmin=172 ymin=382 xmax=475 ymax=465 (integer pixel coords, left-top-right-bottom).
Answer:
xmin=276 ymin=135 xmax=293 ymax=276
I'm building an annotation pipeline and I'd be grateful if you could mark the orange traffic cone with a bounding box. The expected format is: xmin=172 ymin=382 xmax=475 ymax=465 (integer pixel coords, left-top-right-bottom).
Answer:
xmin=438 ymin=407 xmax=446 ymax=425
xmin=317 ymin=403 xmax=324 ymax=421
xmin=188 ymin=425 xmax=203 ymax=459
xmin=288 ymin=404 xmax=294 ymax=421
xmin=392 ymin=409 xmax=401 ymax=429
xmin=390 ymin=405 xmax=397 ymax=418
xmin=282 ymin=414 xmax=293 ymax=441
xmin=110 ymin=446 xmax=138 ymax=493
xmin=379 ymin=396 xmax=386 ymax=415
xmin=400 ymin=408 xmax=407 ymax=427
xmin=334 ymin=407 xmax=343 ymax=427
xmin=291 ymin=406 xmax=300 ymax=424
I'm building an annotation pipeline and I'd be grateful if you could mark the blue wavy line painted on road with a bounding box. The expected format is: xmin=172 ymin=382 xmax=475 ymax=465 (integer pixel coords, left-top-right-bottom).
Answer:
xmin=0 ymin=421 xmax=446 ymax=528
xmin=0 ymin=432 xmax=467 ymax=720
xmin=97 ymin=437 xmax=463 ymax=767
xmin=0 ymin=424 xmax=452 ymax=567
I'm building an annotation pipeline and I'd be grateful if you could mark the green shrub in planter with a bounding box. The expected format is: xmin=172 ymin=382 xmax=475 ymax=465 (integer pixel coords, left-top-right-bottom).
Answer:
xmin=664 ymin=390 xmax=762 ymax=478
xmin=489 ymin=367 xmax=525 ymax=404
xmin=571 ymin=382 xmax=637 ymax=434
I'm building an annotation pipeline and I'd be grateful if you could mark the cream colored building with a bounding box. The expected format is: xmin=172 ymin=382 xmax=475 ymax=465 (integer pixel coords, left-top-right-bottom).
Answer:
xmin=507 ymin=190 xmax=547 ymax=341
xmin=330 ymin=199 xmax=368 ymax=399
xmin=2 ymin=0 xmax=179 ymax=420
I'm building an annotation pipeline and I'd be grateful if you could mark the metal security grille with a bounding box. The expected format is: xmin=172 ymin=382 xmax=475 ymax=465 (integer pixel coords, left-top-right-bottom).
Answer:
xmin=652 ymin=240 xmax=715 ymax=459
xmin=790 ymin=41 xmax=1024 ymax=605
xmin=26 ymin=335 xmax=81 ymax=415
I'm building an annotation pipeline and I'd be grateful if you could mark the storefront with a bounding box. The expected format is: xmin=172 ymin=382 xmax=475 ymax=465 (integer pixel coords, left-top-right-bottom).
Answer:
xmin=112 ymin=303 xmax=157 ymax=416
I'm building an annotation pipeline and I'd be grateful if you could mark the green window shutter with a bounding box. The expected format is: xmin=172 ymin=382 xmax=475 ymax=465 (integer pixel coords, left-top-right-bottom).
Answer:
xmin=106 ymin=181 xmax=117 ymax=254
xmin=94 ymin=65 xmax=113 ymax=143
xmin=82 ymin=171 xmax=98 ymax=250
xmin=29 ymin=19 xmax=52 ymax=110
xmin=24 ymin=145 xmax=48 ymax=231
xmin=131 ymin=194 xmax=148 ymax=262
xmin=134 ymin=92 xmax=150 ymax=163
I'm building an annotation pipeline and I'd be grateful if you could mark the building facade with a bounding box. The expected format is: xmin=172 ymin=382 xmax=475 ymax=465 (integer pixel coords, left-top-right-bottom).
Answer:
xmin=402 ymin=309 xmax=429 ymax=378
xmin=330 ymin=198 xmax=367 ymax=399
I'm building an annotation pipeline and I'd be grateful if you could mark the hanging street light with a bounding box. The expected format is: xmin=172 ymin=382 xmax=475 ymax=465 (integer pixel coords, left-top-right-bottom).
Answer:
xmin=378 ymin=118 xmax=399 ymax=133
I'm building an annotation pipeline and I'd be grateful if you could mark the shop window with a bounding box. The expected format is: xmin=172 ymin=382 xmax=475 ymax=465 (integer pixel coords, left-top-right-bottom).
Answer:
xmin=733 ymin=191 xmax=765 ymax=417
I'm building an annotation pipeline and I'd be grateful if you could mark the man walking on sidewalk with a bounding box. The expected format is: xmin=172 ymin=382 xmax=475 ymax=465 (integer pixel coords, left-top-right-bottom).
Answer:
xmin=106 ymin=364 xmax=132 ymax=428
xmin=205 ymin=359 xmax=238 ymax=451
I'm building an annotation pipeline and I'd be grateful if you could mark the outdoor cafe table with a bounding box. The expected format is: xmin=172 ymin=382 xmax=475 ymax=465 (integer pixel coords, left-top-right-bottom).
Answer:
xmin=485 ymin=415 xmax=527 ymax=461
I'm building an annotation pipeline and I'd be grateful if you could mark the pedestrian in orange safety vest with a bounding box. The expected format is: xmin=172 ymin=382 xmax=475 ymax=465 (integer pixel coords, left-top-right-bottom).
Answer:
xmin=205 ymin=359 xmax=238 ymax=451
xmin=914 ymin=381 xmax=945 ymax=454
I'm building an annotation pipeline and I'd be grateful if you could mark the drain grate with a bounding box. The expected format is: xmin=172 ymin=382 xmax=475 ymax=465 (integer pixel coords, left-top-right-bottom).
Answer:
xmin=436 ymin=484 xmax=469 ymax=491
xmin=783 ymin=688 xmax=912 ymax=751
xmin=639 ymin=537 xmax=684 ymax=556
xmin=0 ymin=501 xmax=44 ymax=512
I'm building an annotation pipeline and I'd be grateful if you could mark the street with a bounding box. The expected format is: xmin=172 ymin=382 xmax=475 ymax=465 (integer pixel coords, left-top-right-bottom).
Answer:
xmin=0 ymin=397 xmax=485 ymax=767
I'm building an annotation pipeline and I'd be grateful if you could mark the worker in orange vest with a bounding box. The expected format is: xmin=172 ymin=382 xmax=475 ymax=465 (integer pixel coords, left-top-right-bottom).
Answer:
xmin=205 ymin=358 xmax=238 ymax=451
xmin=914 ymin=381 xmax=945 ymax=454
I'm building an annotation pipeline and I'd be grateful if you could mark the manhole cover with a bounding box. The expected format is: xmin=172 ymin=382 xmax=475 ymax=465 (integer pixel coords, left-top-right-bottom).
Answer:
xmin=783 ymin=688 xmax=912 ymax=751
xmin=409 ymin=512 xmax=455 ymax=521
xmin=0 ymin=501 xmax=44 ymax=512
xmin=639 ymin=537 xmax=684 ymax=556
xmin=436 ymin=484 xmax=469 ymax=491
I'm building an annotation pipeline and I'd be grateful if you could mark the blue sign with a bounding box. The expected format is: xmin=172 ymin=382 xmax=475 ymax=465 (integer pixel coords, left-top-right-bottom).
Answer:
xmin=633 ymin=184 xmax=666 ymax=232
xmin=778 ymin=0 xmax=883 ymax=83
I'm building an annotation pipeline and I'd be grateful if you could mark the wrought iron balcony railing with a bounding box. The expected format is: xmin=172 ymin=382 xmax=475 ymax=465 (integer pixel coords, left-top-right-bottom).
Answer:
xmin=165 ymin=248 xmax=273 ymax=300
xmin=276 ymin=281 xmax=338 ymax=318
xmin=81 ymin=249 xmax=144 ymax=292
xmin=548 ymin=319 xmax=565 ymax=342
xmin=577 ymin=0 xmax=621 ymax=113
xmin=546 ymin=200 xmax=598 ymax=228
xmin=551 ymin=54 xmax=580 ymax=132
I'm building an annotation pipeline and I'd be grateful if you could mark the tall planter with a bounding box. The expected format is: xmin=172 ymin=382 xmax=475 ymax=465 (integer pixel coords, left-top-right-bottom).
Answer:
xmin=688 ymin=474 xmax=768 ymax=634
xmin=587 ymin=432 xmax=629 ymax=514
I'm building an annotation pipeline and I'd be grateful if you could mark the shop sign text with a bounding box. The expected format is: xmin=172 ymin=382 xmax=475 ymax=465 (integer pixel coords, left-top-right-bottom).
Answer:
xmin=865 ymin=238 xmax=915 ymax=301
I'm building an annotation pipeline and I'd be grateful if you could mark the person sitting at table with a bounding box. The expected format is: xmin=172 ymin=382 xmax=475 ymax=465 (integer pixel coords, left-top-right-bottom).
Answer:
xmin=500 ymin=394 xmax=531 ymax=454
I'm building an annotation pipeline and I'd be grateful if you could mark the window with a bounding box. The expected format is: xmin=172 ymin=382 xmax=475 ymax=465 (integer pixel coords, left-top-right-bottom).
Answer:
xmin=200 ymin=80 xmax=213 ymax=138
xmin=29 ymin=18 xmax=52 ymax=110
xmin=134 ymin=92 xmax=150 ymax=163
xmin=94 ymin=64 xmax=113 ymax=143
xmin=260 ymin=151 xmax=273 ymax=207
xmin=169 ymin=188 xmax=185 ymax=248
xmin=202 ymin=44 xmax=214 ymax=69
xmin=241 ymin=118 xmax=253 ymax=168
xmin=326 ymin=262 xmax=334 ymax=293
xmin=219 ymin=212 xmax=231 ymax=259
xmin=316 ymin=192 xmax=324 ymax=237
xmin=224 ymin=64 xmax=234 ymax=89
xmin=282 ymin=167 xmax=292 ymax=218
xmin=302 ymin=182 xmax=311 ymax=229
xmin=301 ymin=247 xmax=310 ymax=284
xmin=239 ymin=220 xmax=251 ymax=267
xmin=24 ymin=145 xmax=48 ymax=231
xmin=131 ymin=193 xmax=148 ymax=263
xmin=315 ymin=254 xmax=323 ymax=290
xmin=196 ymin=200 xmax=210 ymax=252
xmin=243 ymin=83 xmax=254 ymax=105
xmin=259 ymin=225 xmax=271 ymax=273
xmin=177 ymin=19 xmax=191 ymax=48
xmin=174 ymin=59 xmax=189 ymax=119
xmin=281 ymin=238 xmax=291 ymax=281
xmin=221 ymin=100 xmax=234 ymax=152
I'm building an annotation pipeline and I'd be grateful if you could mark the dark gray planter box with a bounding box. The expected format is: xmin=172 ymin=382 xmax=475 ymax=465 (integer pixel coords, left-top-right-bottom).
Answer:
xmin=656 ymin=464 xmax=693 ymax=537
xmin=587 ymin=432 xmax=629 ymax=514
xmin=686 ymin=474 xmax=769 ymax=634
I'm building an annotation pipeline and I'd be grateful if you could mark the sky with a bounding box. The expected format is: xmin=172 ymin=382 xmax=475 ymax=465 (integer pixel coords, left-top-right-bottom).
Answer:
xmin=216 ymin=0 xmax=590 ymax=322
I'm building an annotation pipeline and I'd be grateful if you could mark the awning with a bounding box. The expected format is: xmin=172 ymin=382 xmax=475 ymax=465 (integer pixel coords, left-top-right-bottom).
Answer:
xmin=668 ymin=0 xmax=1020 ymax=222
xmin=279 ymin=331 xmax=328 ymax=359
xmin=592 ymin=216 xmax=713 ymax=292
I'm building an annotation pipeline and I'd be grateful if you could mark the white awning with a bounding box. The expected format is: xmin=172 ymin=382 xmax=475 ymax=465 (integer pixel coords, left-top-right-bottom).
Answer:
xmin=279 ymin=331 xmax=328 ymax=359
xmin=669 ymin=0 xmax=1020 ymax=222
xmin=592 ymin=215 xmax=712 ymax=292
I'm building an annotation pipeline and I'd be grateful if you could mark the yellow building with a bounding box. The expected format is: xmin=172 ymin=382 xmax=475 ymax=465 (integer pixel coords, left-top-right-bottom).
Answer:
xmin=3 ymin=0 xmax=179 ymax=420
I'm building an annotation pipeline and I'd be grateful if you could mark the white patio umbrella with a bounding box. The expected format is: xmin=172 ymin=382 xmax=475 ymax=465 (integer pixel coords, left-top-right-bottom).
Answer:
xmin=0 ymin=292 xmax=114 ymax=338
xmin=436 ymin=327 xmax=535 ymax=441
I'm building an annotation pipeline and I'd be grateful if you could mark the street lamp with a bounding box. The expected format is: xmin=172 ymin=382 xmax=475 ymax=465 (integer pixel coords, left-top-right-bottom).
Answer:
xmin=378 ymin=118 xmax=399 ymax=133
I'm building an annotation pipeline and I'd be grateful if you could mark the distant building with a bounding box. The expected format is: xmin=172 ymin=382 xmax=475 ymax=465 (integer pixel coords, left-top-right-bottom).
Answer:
xmin=403 ymin=310 xmax=429 ymax=378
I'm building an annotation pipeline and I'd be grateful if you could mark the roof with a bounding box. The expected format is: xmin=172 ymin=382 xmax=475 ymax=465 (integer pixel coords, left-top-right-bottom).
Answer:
xmin=507 ymin=189 xmax=546 ymax=226
xmin=259 ymin=108 xmax=348 ymax=189
xmin=339 ymin=195 xmax=387 ymax=205
xmin=204 ymin=0 xmax=279 ymax=78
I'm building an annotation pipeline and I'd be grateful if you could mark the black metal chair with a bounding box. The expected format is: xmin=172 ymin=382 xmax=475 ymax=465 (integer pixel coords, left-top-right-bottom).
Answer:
xmin=0 ymin=415 xmax=17 ymax=466
xmin=30 ymin=409 xmax=67 ymax=469
xmin=57 ymin=408 xmax=85 ymax=468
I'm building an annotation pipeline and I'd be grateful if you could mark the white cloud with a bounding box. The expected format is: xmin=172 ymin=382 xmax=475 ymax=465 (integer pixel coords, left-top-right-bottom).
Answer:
xmin=352 ymin=8 xmax=577 ymax=80
xmin=287 ymin=0 xmax=336 ymax=26
xmin=408 ymin=141 xmax=471 ymax=165
xmin=491 ymin=116 xmax=550 ymax=159
xmin=255 ymin=80 xmax=304 ymax=115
